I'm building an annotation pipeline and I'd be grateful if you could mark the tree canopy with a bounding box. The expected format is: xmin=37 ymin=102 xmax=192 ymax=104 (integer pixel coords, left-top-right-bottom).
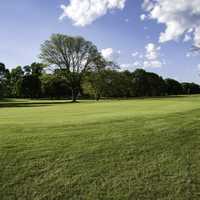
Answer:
xmin=40 ymin=34 xmax=105 ymax=102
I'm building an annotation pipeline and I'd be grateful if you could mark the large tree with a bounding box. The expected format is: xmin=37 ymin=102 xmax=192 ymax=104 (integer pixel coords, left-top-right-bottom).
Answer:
xmin=40 ymin=34 xmax=103 ymax=102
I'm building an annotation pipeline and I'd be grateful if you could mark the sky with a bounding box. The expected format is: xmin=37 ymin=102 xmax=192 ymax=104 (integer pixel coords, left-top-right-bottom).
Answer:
xmin=0 ymin=0 xmax=200 ymax=83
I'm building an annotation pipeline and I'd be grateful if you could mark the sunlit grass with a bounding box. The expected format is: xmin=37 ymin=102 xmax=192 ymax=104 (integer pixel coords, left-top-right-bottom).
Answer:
xmin=1 ymin=96 xmax=200 ymax=199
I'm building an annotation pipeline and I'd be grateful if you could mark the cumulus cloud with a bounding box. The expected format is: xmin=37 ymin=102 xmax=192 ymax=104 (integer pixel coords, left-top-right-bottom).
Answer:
xmin=101 ymin=48 xmax=121 ymax=62
xmin=132 ymin=43 xmax=163 ymax=68
xmin=143 ymin=43 xmax=163 ymax=68
xmin=123 ymin=43 xmax=164 ymax=70
xmin=142 ymin=0 xmax=200 ymax=47
xmin=60 ymin=0 xmax=126 ymax=26
xmin=145 ymin=43 xmax=160 ymax=60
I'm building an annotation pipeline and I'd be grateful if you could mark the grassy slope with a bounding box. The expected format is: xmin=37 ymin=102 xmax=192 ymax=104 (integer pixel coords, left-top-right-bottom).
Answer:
xmin=0 ymin=96 xmax=200 ymax=200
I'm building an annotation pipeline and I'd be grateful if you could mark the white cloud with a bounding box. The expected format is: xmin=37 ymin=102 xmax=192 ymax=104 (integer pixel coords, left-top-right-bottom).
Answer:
xmin=143 ymin=60 xmax=162 ymax=68
xmin=132 ymin=52 xmax=139 ymax=57
xmin=143 ymin=43 xmax=163 ymax=68
xmin=140 ymin=14 xmax=147 ymax=21
xmin=145 ymin=43 xmax=160 ymax=60
xmin=142 ymin=0 xmax=200 ymax=47
xmin=183 ymin=34 xmax=192 ymax=42
xmin=101 ymin=48 xmax=121 ymax=62
xmin=128 ymin=43 xmax=164 ymax=69
xmin=120 ymin=61 xmax=142 ymax=71
xmin=60 ymin=0 xmax=126 ymax=26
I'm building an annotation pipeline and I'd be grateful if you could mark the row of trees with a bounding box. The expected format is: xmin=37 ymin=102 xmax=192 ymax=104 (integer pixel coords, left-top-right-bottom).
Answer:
xmin=1 ymin=63 xmax=200 ymax=100
xmin=1 ymin=34 xmax=200 ymax=101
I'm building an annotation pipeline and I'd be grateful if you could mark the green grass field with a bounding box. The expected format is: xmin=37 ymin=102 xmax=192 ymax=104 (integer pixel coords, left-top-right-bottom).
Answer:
xmin=1 ymin=96 xmax=200 ymax=200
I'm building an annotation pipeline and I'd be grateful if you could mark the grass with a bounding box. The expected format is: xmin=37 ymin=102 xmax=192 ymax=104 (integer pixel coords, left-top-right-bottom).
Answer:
xmin=1 ymin=96 xmax=200 ymax=199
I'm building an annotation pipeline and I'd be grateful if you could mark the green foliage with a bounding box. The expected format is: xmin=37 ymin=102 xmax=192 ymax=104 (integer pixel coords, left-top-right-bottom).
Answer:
xmin=1 ymin=96 xmax=200 ymax=199
xmin=23 ymin=63 xmax=45 ymax=76
xmin=84 ymin=69 xmax=167 ymax=100
xmin=41 ymin=74 xmax=71 ymax=99
xmin=1 ymin=60 xmax=200 ymax=100
xmin=182 ymin=82 xmax=200 ymax=94
xmin=17 ymin=75 xmax=41 ymax=98
xmin=40 ymin=34 xmax=103 ymax=102
xmin=83 ymin=70 xmax=108 ymax=100
xmin=102 ymin=70 xmax=133 ymax=98
xmin=165 ymin=78 xmax=183 ymax=95
xmin=0 ymin=63 xmax=11 ymax=98
xmin=10 ymin=66 xmax=24 ymax=97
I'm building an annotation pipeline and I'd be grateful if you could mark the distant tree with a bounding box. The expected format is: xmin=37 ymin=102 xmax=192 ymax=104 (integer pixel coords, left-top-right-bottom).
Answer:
xmin=23 ymin=65 xmax=32 ymax=75
xmin=23 ymin=63 xmax=44 ymax=76
xmin=10 ymin=66 xmax=24 ymax=97
xmin=17 ymin=75 xmax=41 ymax=98
xmin=82 ymin=55 xmax=110 ymax=100
xmin=165 ymin=78 xmax=183 ymax=95
xmin=121 ymin=70 xmax=135 ymax=97
xmin=182 ymin=82 xmax=200 ymax=94
xmin=83 ymin=71 xmax=105 ymax=100
xmin=146 ymin=72 xmax=166 ymax=96
xmin=41 ymin=74 xmax=71 ymax=99
xmin=62 ymin=67 xmax=166 ymax=99
xmin=85 ymin=70 xmax=133 ymax=98
xmin=40 ymin=34 xmax=104 ymax=102
xmin=0 ymin=63 xmax=10 ymax=98
xmin=10 ymin=66 xmax=24 ymax=82
xmin=30 ymin=63 xmax=45 ymax=77
xmin=132 ymin=69 xmax=149 ymax=97
xmin=103 ymin=70 xmax=133 ymax=98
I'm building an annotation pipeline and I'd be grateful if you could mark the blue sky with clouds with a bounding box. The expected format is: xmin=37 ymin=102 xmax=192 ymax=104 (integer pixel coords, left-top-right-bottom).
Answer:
xmin=0 ymin=0 xmax=200 ymax=83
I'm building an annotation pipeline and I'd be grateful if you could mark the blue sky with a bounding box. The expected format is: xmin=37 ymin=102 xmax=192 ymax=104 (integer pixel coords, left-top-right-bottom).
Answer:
xmin=0 ymin=0 xmax=200 ymax=83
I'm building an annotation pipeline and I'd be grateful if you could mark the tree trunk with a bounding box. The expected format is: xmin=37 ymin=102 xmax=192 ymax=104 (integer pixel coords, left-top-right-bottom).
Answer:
xmin=71 ymin=88 xmax=78 ymax=102
xmin=95 ymin=93 xmax=101 ymax=101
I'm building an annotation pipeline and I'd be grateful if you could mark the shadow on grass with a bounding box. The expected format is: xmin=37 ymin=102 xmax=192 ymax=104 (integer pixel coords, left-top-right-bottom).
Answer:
xmin=0 ymin=95 xmax=195 ymax=108
xmin=0 ymin=100 xmax=75 ymax=108
xmin=104 ymin=95 xmax=190 ymax=101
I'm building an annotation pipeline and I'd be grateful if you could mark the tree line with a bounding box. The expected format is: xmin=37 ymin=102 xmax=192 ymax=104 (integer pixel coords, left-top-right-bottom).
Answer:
xmin=0 ymin=34 xmax=200 ymax=101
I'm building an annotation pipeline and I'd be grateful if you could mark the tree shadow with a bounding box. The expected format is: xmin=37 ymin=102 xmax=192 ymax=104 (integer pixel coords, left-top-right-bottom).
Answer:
xmin=105 ymin=95 xmax=191 ymax=101
xmin=138 ymin=95 xmax=189 ymax=100
xmin=0 ymin=95 xmax=194 ymax=108
xmin=0 ymin=100 xmax=74 ymax=108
